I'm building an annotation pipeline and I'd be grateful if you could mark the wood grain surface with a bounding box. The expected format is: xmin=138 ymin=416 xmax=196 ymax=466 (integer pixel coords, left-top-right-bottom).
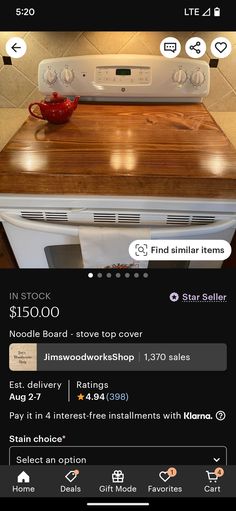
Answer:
xmin=0 ymin=103 xmax=236 ymax=198
xmin=0 ymin=224 xmax=17 ymax=268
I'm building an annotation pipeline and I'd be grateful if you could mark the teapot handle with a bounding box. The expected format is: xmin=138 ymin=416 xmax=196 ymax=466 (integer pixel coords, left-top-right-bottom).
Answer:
xmin=29 ymin=103 xmax=43 ymax=119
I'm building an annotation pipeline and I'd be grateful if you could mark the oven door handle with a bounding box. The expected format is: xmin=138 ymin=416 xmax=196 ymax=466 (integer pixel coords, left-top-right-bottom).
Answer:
xmin=1 ymin=212 xmax=236 ymax=237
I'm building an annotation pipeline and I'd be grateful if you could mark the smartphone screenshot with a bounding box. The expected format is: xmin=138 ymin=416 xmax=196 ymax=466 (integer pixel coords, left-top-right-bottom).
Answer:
xmin=0 ymin=2 xmax=235 ymax=505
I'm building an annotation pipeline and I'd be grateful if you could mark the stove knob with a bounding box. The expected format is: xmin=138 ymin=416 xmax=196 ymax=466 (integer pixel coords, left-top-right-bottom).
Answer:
xmin=173 ymin=69 xmax=187 ymax=85
xmin=60 ymin=67 xmax=74 ymax=84
xmin=43 ymin=68 xmax=57 ymax=85
xmin=190 ymin=70 xmax=205 ymax=87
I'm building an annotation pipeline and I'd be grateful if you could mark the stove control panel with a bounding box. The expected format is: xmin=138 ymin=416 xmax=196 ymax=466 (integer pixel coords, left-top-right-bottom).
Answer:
xmin=38 ymin=55 xmax=210 ymax=101
xmin=95 ymin=66 xmax=151 ymax=85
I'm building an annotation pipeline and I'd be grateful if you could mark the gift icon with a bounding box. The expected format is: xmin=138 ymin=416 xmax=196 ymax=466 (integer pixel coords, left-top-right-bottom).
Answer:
xmin=112 ymin=470 xmax=125 ymax=483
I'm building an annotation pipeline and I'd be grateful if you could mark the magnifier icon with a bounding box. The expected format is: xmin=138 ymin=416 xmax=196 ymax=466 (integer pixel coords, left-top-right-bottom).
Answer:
xmin=138 ymin=245 xmax=145 ymax=253
xmin=135 ymin=243 xmax=148 ymax=256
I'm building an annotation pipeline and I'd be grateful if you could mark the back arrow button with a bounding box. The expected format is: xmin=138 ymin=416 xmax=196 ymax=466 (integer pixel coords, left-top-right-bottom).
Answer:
xmin=5 ymin=37 xmax=27 ymax=58
xmin=11 ymin=43 xmax=21 ymax=52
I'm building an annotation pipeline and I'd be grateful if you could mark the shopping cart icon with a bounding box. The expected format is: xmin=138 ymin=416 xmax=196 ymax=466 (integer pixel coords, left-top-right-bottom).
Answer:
xmin=206 ymin=470 xmax=218 ymax=482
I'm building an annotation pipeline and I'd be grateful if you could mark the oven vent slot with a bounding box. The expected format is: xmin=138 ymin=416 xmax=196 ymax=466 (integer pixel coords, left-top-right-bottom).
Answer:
xmin=93 ymin=213 xmax=116 ymax=223
xmin=167 ymin=214 xmax=216 ymax=225
xmin=20 ymin=211 xmax=68 ymax=222
xmin=93 ymin=212 xmax=141 ymax=224
xmin=21 ymin=211 xmax=44 ymax=221
xmin=118 ymin=214 xmax=140 ymax=224
xmin=45 ymin=212 xmax=68 ymax=222
xmin=191 ymin=215 xmax=215 ymax=224
xmin=167 ymin=215 xmax=191 ymax=225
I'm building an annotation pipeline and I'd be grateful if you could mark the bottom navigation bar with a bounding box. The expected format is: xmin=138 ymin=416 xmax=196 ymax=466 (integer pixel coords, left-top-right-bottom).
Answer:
xmin=0 ymin=465 xmax=235 ymax=498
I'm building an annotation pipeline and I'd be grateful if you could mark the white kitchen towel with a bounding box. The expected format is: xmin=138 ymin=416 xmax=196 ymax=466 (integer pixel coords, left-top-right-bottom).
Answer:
xmin=78 ymin=226 xmax=150 ymax=268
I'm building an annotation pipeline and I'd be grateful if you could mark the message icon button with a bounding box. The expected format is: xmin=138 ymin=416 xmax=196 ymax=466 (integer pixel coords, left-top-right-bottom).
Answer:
xmin=164 ymin=42 xmax=177 ymax=53
xmin=160 ymin=37 xmax=181 ymax=58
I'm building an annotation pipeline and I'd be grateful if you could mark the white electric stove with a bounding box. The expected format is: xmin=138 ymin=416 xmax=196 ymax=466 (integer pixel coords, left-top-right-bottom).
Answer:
xmin=0 ymin=55 xmax=235 ymax=269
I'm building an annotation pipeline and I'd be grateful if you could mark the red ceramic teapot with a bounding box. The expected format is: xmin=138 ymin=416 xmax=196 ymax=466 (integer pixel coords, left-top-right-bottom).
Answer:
xmin=29 ymin=92 xmax=79 ymax=124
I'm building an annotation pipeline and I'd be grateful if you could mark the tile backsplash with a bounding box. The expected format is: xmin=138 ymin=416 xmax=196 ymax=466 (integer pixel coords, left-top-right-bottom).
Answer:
xmin=0 ymin=31 xmax=236 ymax=111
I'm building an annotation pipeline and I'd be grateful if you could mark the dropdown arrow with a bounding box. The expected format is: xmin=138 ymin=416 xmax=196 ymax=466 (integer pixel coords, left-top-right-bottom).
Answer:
xmin=214 ymin=457 xmax=220 ymax=462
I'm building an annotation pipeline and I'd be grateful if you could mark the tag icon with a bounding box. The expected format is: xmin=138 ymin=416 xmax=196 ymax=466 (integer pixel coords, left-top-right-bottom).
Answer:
xmin=65 ymin=469 xmax=80 ymax=482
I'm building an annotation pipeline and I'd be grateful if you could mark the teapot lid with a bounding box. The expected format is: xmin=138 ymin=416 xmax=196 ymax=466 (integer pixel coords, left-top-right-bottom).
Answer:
xmin=45 ymin=91 xmax=66 ymax=103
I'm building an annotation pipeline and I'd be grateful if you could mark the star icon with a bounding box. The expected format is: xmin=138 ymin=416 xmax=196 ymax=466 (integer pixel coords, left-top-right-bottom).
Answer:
xmin=169 ymin=292 xmax=179 ymax=302
xmin=77 ymin=393 xmax=85 ymax=401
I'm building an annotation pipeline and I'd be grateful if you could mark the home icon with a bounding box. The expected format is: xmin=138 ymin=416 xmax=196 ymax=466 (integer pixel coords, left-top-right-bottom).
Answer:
xmin=17 ymin=471 xmax=30 ymax=483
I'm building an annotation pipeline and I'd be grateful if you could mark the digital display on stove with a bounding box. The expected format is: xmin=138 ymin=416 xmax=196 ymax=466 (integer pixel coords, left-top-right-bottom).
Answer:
xmin=116 ymin=68 xmax=131 ymax=75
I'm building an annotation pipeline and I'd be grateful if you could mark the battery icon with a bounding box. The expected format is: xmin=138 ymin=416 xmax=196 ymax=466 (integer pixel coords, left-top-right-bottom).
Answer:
xmin=214 ymin=7 xmax=221 ymax=16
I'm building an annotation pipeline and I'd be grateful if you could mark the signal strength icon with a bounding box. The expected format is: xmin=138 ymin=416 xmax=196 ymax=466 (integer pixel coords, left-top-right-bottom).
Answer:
xmin=202 ymin=8 xmax=211 ymax=16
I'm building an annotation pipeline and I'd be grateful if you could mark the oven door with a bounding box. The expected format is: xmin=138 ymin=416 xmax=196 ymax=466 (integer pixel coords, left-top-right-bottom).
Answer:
xmin=1 ymin=212 xmax=235 ymax=269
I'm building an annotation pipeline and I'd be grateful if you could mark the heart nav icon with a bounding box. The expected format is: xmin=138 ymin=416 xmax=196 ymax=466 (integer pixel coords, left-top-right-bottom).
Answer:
xmin=159 ymin=467 xmax=177 ymax=482
xmin=159 ymin=471 xmax=171 ymax=482
xmin=211 ymin=37 xmax=232 ymax=58
xmin=215 ymin=42 xmax=227 ymax=53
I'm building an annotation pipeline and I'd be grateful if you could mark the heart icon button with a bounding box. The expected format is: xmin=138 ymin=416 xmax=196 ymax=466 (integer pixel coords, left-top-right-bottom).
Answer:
xmin=211 ymin=37 xmax=232 ymax=58
xmin=215 ymin=41 xmax=227 ymax=53
xmin=159 ymin=471 xmax=171 ymax=482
